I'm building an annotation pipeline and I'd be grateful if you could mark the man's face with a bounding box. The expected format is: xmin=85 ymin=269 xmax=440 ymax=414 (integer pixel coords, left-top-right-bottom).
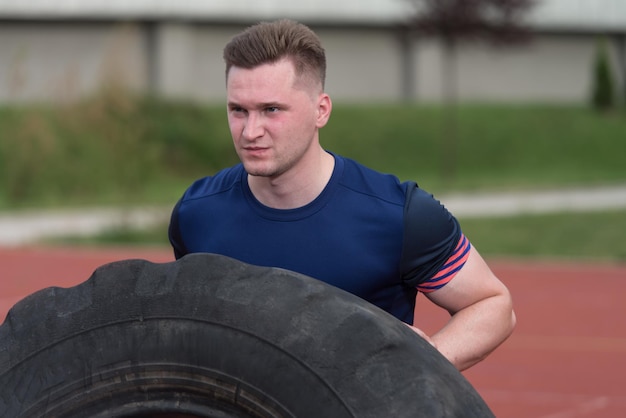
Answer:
xmin=226 ymin=58 xmax=330 ymax=179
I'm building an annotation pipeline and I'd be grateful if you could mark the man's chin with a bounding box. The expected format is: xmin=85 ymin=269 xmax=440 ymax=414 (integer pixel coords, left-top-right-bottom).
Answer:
xmin=243 ymin=163 xmax=276 ymax=178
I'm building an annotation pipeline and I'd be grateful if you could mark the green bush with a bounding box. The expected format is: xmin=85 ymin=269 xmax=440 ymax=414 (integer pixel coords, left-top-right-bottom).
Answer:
xmin=0 ymin=89 xmax=235 ymax=208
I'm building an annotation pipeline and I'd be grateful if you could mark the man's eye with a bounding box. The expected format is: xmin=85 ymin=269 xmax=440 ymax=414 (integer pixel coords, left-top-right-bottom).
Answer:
xmin=266 ymin=107 xmax=279 ymax=113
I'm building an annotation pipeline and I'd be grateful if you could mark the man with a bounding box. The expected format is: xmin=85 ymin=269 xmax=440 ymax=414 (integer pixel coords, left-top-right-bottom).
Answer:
xmin=169 ymin=19 xmax=515 ymax=371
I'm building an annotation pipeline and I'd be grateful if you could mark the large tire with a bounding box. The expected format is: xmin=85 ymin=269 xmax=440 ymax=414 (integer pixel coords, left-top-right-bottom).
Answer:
xmin=0 ymin=253 xmax=494 ymax=417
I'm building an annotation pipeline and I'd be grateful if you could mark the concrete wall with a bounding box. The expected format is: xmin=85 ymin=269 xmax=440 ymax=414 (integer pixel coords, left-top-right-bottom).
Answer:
xmin=415 ymin=34 xmax=608 ymax=103
xmin=0 ymin=22 xmax=148 ymax=103
xmin=0 ymin=20 xmax=623 ymax=105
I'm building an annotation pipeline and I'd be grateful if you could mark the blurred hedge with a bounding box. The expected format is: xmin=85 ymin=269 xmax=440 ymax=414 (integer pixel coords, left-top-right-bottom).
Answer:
xmin=1 ymin=88 xmax=625 ymax=209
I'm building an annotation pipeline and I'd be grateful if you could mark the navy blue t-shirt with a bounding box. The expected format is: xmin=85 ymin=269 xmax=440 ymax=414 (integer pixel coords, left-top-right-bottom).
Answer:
xmin=169 ymin=153 xmax=462 ymax=324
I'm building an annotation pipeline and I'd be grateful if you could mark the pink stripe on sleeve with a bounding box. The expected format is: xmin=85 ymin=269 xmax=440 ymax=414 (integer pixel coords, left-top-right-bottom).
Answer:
xmin=417 ymin=234 xmax=471 ymax=293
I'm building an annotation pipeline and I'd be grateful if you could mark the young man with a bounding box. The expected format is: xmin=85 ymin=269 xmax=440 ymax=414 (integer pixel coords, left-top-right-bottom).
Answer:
xmin=169 ymin=19 xmax=515 ymax=371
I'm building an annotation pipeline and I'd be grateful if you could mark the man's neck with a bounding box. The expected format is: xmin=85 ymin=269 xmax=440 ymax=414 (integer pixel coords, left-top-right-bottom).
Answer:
xmin=247 ymin=149 xmax=335 ymax=210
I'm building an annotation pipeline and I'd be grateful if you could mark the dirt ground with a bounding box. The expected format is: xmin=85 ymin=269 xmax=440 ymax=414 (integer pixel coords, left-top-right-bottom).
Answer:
xmin=2 ymin=245 xmax=625 ymax=417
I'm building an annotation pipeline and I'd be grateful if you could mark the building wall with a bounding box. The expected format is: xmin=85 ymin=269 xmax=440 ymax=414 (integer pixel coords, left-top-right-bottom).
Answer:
xmin=151 ymin=24 xmax=408 ymax=103
xmin=320 ymin=27 xmax=404 ymax=102
xmin=0 ymin=22 xmax=148 ymax=103
xmin=414 ymin=34 xmax=606 ymax=103
xmin=0 ymin=20 xmax=623 ymax=105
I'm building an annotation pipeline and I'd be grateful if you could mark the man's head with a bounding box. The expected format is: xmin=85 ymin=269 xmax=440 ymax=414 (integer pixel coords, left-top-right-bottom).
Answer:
xmin=223 ymin=20 xmax=326 ymax=91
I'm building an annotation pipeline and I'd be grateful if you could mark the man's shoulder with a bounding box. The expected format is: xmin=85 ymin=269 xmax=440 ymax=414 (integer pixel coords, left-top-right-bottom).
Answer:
xmin=336 ymin=154 xmax=409 ymax=204
xmin=182 ymin=164 xmax=244 ymax=203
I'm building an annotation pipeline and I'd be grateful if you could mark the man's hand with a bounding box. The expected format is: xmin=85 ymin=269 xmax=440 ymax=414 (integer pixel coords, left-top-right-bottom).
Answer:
xmin=405 ymin=323 xmax=437 ymax=349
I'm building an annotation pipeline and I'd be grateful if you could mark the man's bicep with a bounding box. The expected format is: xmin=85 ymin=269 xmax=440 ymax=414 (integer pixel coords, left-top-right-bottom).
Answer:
xmin=425 ymin=246 xmax=509 ymax=315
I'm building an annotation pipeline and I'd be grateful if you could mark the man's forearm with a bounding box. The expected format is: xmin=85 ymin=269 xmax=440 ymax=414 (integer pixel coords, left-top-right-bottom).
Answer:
xmin=431 ymin=294 xmax=516 ymax=371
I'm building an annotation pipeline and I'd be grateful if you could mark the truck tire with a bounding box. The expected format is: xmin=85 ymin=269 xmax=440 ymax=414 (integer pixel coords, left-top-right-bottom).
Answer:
xmin=0 ymin=253 xmax=494 ymax=417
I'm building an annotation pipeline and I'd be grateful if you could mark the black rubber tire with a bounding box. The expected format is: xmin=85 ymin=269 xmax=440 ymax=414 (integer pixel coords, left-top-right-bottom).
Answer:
xmin=0 ymin=253 xmax=494 ymax=417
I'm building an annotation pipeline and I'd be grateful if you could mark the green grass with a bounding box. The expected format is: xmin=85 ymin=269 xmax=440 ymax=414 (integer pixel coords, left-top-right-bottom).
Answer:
xmin=0 ymin=93 xmax=237 ymax=209
xmin=459 ymin=210 xmax=626 ymax=262
xmin=1 ymin=94 xmax=625 ymax=209
xmin=324 ymin=104 xmax=626 ymax=191
xmin=3 ymin=93 xmax=626 ymax=260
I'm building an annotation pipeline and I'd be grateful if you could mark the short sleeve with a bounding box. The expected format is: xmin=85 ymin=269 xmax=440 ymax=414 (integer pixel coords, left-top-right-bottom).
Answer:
xmin=400 ymin=182 xmax=464 ymax=289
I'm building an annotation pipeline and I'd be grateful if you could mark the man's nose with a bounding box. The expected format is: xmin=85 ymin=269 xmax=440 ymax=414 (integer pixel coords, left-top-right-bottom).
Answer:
xmin=242 ymin=112 xmax=264 ymax=140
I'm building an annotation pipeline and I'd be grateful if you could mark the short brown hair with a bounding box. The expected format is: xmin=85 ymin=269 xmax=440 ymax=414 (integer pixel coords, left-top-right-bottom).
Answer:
xmin=223 ymin=20 xmax=326 ymax=88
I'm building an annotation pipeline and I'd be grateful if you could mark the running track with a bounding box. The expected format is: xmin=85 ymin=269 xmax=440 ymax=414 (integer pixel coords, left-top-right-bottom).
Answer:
xmin=1 ymin=246 xmax=625 ymax=417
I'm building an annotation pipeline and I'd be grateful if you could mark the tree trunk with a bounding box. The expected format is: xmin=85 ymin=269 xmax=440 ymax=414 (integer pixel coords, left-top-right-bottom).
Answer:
xmin=441 ymin=36 xmax=459 ymax=183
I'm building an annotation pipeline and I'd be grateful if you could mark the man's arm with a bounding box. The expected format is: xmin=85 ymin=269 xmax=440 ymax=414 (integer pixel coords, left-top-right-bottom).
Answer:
xmin=413 ymin=246 xmax=516 ymax=371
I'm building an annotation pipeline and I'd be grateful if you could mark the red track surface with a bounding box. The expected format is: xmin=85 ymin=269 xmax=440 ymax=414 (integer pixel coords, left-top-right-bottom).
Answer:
xmin=1 ymin=246 xmax=625 ymax=417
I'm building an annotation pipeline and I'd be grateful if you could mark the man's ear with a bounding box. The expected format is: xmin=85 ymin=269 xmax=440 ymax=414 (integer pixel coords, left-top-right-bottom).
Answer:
xmin=316 ymin=93 xmax=332 ymax=128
